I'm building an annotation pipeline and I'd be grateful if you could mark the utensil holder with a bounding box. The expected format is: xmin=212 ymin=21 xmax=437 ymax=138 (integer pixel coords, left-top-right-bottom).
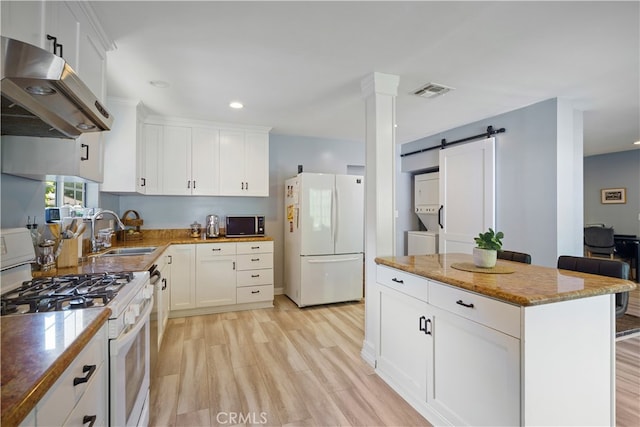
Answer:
xmin=57 ymin=238 xmax=79 ymax=268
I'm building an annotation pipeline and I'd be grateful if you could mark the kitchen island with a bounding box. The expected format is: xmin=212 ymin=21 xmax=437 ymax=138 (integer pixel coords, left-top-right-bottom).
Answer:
xmin=374 ymin=253 xmax=636 ymax=427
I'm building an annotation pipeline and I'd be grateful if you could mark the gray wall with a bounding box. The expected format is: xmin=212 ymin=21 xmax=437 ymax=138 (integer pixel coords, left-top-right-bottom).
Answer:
xmin=0 ymin=173 xmax=46 ymax=228
xmin=400 ymin=98 xmax=583 ymax=267
xmin=584 ymin=150 xmax=640 ymax=237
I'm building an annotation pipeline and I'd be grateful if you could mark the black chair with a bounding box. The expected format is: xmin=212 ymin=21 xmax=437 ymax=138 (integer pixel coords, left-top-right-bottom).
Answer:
xmin=497 ymin=250 xmax=531 ymax=264
xmin=584 ymin=226 xmax=616 ymax=259
xmin=557 ymin=255 xmax=630 ymax=318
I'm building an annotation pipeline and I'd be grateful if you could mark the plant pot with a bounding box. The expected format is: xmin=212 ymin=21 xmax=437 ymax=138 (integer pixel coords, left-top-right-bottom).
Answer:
xmin=473 ymin=247 xmax=497 ymax=268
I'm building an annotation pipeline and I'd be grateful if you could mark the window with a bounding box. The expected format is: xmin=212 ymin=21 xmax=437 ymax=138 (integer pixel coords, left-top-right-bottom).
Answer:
xmin=45 ymin=180 xmax=86 ymax=208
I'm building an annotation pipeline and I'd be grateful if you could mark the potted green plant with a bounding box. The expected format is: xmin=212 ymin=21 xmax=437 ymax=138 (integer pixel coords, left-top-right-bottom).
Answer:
xmin=473 ymin=228 xmax=504 ymax=268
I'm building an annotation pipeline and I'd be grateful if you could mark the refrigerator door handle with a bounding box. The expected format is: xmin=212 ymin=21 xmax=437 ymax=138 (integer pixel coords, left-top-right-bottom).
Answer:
xmin=333 ymin=184 xmax=338 ymax=245
xmin=307 ymin=256 xmax=362 ymax=263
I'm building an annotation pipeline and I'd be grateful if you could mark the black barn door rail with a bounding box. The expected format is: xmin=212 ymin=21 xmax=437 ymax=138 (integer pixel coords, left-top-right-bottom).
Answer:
xmin=400 ymin=125 xmax=506 ymax=158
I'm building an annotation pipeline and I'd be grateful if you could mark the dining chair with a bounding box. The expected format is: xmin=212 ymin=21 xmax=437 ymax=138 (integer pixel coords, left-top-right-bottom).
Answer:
xmin=557 ymin=255 xmax=629 ymax=318
xmin=497 ymin=250 xmax=532 ymax=264
xmin=584 ymin=226 xmax=616 ymax=259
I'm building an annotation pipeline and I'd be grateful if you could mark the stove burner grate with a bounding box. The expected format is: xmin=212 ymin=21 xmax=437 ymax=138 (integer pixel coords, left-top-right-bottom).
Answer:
xmin=0 ymin=272 xmax=134 ymax=315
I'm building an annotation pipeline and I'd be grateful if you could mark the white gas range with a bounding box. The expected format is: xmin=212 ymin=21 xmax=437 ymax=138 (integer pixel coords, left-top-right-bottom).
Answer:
xmin=0 ymin=228 xmax=152 ymax=427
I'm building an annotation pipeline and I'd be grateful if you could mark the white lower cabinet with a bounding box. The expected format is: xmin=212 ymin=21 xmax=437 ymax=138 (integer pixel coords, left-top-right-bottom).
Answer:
xmin=428 ymin=305 xmax=520 ymax=426
xmin=376 ymin=264 xmax=520 ymax=427
xmin=32 ymin=323 xmax=108 ymax=426
xmin=196 ymin=243 xmax=237 ymax=307
xmin=169 ymin=241 xmax=274 ymax=316
xmin=377 ymin=284 xmax=430 ymax=402
xmin=169 ymin=244 xmax=196 ymax=310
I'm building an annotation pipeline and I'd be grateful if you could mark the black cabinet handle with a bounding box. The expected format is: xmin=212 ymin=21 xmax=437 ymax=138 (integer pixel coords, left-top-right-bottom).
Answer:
xmin=187 ymin=181 xmax=191 ymax=189
xmin=193 ymin=180 xmax=196 ymax=189
xmin=438 ymin=205 xmax=444 ymax=229
xmin=162 ymin=278 xmax=167 ymax=290
xmin=246 ymin=182 xmax=249 ymax=190
xmin=391 ymin=277 xmax=404 ymax=284
xmin=241 ymin=182 xmax=245 ymax=190
xmin=46 ymin=34 xmax=63 ymax=57
xmin=232 ymin=261 xmax=236 ymax=270
xmin=73 ymin=364 xmax=96 ymax=386
xmin=251 ymin=274 xmax=260 ymax=278
xmin=141 ymin=177 xmax=146 ymax=187
xmin=251 ymin=246 xmax=260 ymax=249
xmin=251 ymin=290 xmax=260 ymax=294
xmin=456 ymin=299 xmax=474 ymax=309
xmin=81 ymin=143 xmax=89 ymax=161
xmin=167 ymin=255 xmax=172 ymax=264
xmin=212 ymin=248 xmax=221 ymax=251
xmin=251 ymin=258 xmax=260 ymax=262
xmin=418 ymin=316 xmax=432 ymax=335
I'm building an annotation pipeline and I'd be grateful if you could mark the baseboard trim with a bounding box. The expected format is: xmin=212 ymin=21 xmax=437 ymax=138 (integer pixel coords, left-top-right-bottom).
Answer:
xmin=361 ymin=339 xmax=376 ymax=367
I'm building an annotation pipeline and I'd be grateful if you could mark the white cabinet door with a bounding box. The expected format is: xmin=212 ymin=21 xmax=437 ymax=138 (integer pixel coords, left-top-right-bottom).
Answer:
xmin=44 ymin=1 xmax=80 ymax=70
xmin=141 ymin=124 xmax=162 ymax=194
xmin=0 ymin=1 xmax=44 ymax=47
xmin=195 ymin=243 xmax=237 ymax=307
xmin=335 ymin=174 xmax=364 ymax=254
xmin=191 ymin=128 xmax=219 ymax=196
xmin=428 ymin=305 xmax=520 ymax=426
xmin=219 ymin=130 xmax=269 ymax=196
xmin=439 ymin=137 xmax=495 ymax=254
xmin=101 ymin=99 xmax=138 ymax=193
xmin=76 ymin=133 xmax=103 ymax=183
xmin=161 ymin=126 xmax=192 ymax=195
xmin=219 ymin=130 xmax=246 ymax=195
xmin=169 ymin=245 xmax=196 ymax=310
xmin=77 ymin=29 xmax=106 ymax=102
xmin=377 ymin=284 xmax=430 ymax=402
xmin=244 ymin=131 xmax=269 ymax=196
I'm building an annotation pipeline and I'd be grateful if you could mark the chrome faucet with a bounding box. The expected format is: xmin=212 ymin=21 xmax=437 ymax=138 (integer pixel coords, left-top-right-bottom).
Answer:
xmin=89 ymin=209 xmax=126 ymax=253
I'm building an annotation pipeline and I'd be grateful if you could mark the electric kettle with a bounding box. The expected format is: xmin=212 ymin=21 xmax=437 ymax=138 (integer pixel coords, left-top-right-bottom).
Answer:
xmin=206 ymin=215 xmax=220 ymax=238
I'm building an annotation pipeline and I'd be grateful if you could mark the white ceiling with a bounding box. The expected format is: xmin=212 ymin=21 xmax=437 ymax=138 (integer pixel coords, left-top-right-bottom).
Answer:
xmin=92 ymin=1 xmax=640 ymax=156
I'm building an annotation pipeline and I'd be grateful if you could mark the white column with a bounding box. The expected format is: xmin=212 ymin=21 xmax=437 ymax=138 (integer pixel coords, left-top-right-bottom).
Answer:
xmin=360 ymin=72 xmax=399 ymax=365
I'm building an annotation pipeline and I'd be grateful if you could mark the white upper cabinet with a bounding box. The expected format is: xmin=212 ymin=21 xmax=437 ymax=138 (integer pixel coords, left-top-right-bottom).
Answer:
xmin=140 ymin=123 xmax=163 ymax=195
xmin=161 ymin=126 xmax=193 ymax=195
xmin=1 ymin=1 xmax=110 ymax=101
xmin=219 ymin=130 xmax=269 ymax=196
xmin=100 ymin=99 xmax=144 ymax=193
xmin=191 ymin=128 xmax=220 ymax=196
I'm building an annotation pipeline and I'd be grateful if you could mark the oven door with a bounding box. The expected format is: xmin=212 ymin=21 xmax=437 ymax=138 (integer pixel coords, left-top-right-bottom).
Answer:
xmin=110 ymin=299 xmax=152 ymax=427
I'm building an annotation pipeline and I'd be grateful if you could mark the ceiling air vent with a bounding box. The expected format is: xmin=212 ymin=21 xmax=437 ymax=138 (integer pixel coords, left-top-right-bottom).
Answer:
xmin=412 ymin=82 xmax=454 ymax=99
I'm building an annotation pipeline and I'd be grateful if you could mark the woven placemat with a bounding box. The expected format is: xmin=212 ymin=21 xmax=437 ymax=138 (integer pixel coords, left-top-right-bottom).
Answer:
xmin=451 ymin=262 xmax=515 ymax=274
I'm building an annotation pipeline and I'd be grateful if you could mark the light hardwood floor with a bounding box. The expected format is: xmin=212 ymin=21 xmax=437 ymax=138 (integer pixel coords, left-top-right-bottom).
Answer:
xmin=151 ymin=295 xmax=640 ymax=427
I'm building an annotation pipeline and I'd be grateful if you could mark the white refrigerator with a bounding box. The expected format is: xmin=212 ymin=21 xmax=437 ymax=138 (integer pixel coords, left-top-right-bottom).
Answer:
xmin=284 ymin=173 xmax=364 ymax=307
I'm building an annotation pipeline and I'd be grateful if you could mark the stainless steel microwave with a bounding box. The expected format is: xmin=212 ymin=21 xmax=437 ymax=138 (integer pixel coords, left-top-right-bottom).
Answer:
xmin=225 ymin=215 xmax=265 ymax=237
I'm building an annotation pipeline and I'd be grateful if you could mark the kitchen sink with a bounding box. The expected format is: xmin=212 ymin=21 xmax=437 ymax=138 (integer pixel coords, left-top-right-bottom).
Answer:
xmin=99 ymin=246 xmax=158 ymax=256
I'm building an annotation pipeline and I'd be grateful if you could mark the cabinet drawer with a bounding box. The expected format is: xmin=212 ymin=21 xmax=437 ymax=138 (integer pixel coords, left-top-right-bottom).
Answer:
xmin=38 ymin=326 xmax=107 ymax=426
xmin=62 ymin=363 xmax=107 ymax=427
xmin=376 ymin=265 xmax=428 ymax=302
xmin=236 ymin=241 xmax=273 ymax=254
xmin=196 ymin=243 xmax=236 ymax=258
xmin=237 ymin=269 xmax=273 ymax=287
xmin=237 ymin=285 xmax=274 ymax=304
xmin=237 ymin=253 xmax=273 ymax=270
xmin=429 ymin=281 xmax=521 ymax=338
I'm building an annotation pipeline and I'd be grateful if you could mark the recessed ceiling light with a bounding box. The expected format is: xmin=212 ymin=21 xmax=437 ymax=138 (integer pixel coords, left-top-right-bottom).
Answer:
xmin=26 ymin=86 xmax=56 ymax=96
xmin=229 ymin=102 xmax=243 ymax=109
xmin=149 ymin=80 xmax=170 ymax=88
xmin=634 ymin=140 xmax=640 ymax=145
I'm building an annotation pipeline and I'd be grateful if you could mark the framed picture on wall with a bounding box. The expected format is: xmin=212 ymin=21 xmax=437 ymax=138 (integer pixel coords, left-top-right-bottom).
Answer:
xmin=601 ymin=188 xmax=626 ymax=204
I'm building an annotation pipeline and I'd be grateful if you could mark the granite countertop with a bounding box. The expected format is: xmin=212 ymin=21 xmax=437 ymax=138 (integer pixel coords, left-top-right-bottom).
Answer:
xmin=1 ymin=308 xmax=111 ymax=426
xmin=375 ymin=253 xmax=637 ymax=306
xmin=35 ymin=230 xmax=274 ymax=277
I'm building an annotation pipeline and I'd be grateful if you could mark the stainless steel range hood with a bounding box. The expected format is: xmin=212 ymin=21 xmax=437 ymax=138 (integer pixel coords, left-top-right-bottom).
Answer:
xmin=1 ymin=36 xmax=113 ymax=139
